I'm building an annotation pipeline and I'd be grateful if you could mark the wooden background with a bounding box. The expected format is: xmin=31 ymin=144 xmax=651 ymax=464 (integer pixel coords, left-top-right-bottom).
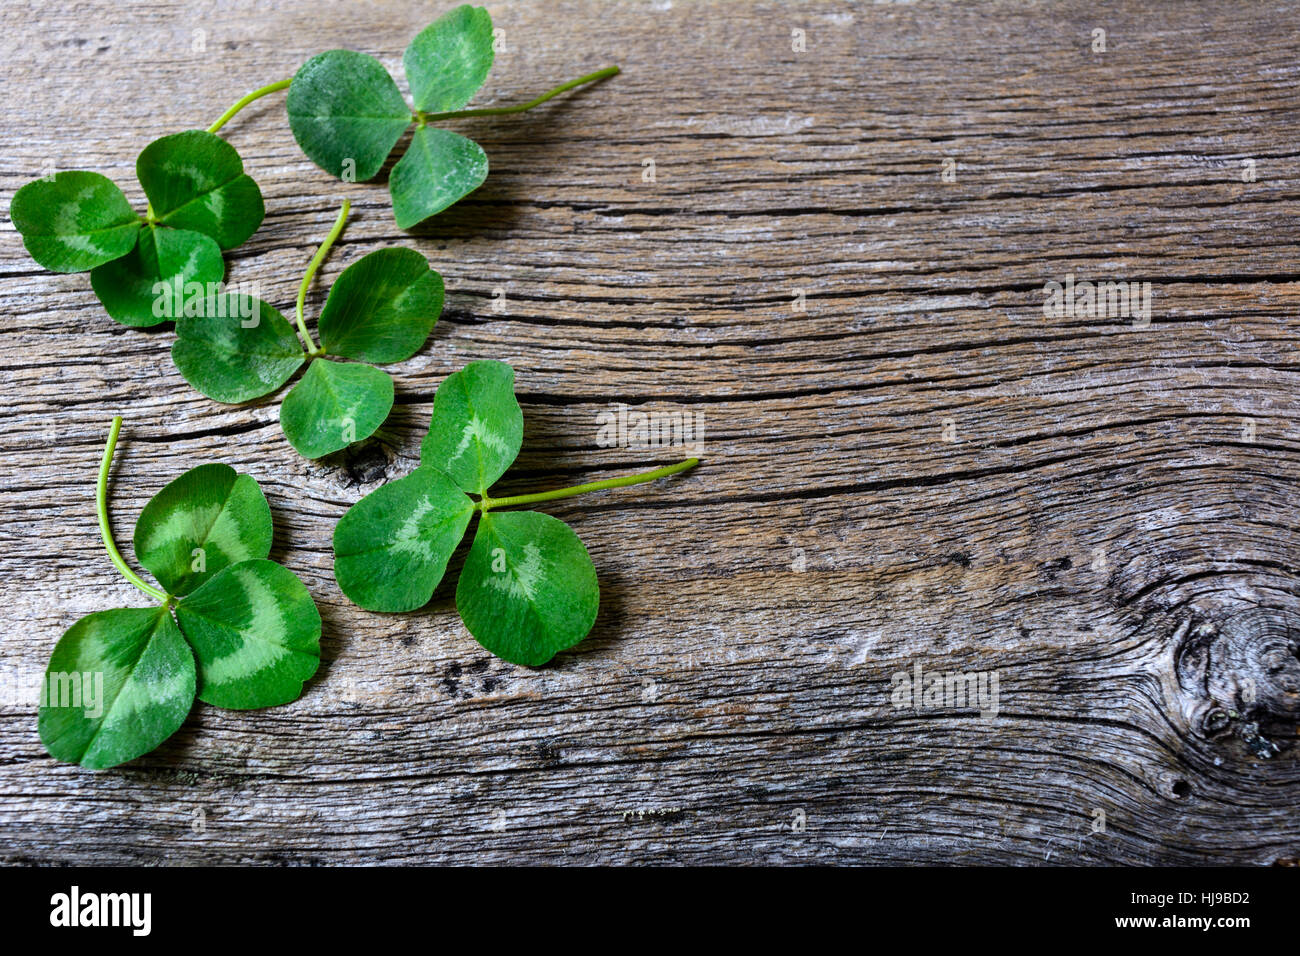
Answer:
xmin=1 ymin=0 xmax=1298 ymax=865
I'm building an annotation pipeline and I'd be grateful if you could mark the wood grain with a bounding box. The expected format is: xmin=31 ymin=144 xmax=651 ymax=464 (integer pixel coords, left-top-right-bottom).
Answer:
xmin=1 ymin=0 xmax=1298 ymax=865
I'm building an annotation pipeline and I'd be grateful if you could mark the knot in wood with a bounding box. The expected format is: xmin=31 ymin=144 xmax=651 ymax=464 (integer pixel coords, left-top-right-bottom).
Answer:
xmin=1175 ymin=607 xmax=1300 ymax=752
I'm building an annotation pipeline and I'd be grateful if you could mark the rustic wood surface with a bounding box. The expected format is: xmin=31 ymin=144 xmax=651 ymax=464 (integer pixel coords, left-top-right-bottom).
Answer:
xmin=1 ymin=0 xmax=1298 ymax=865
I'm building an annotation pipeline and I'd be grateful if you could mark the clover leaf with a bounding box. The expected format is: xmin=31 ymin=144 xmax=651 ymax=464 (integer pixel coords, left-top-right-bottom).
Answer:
xmin=333 ymin=361 xmax=699 ymax=666
xmin=273 ymin=4 xmax=618 ymax=228
xmin=40 ymin=607 xmax=196 ymax=771
xmin=10 ymin=131 xmax=264 ymax=327
xmin=403 ymin=4 xmax=496 ymax=114
xmin=279 ymin=359 xmax=394 ymax=459
xmin=173 ymin=560 xmax=322 ymax=710
xmin=132 ymin=461 xmax=273 ymax=596
xmin=388 ymin=125 xmax=489 ymax=230
xmin=38 ymin=418 xmax=321 ymax=769
xmin=171 ymin=293 xmax=305 ymax=403
xmin=170 ymin=201 xmax=444 ymax=458
xmin=456 ymin=509 xmax=600 ymax=667
xmin=9 ymin=171 xmax=141 ymax=273
xmin=316 ymin=247 xmax=445 ymax=363
xmin=89 ymin=225 xmax=224 ymax=328
xmin=418 ymin=357 xmax=522 ymax=494
xmin=136 ymin=131 xmax=265 ymax=250
xmin=285 ymin=49 xmax=412 ymax=182
xmin=332 ymin=465 xmax=474 ymax=613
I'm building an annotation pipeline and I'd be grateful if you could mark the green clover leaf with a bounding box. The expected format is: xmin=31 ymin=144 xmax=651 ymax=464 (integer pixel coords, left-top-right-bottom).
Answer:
xmin=280 ymin=359 xmax=395 ymax=459
xmin=133 ymin=462 xmax=273 ymax=596
xmin=390 ymin=125 xmax=489 ymax=229
xmin=136 ymin=131 xmax=265 ymax=250
xmin=419 ymin=359 xmax=522 ymax=495
xmin=457 ymin=510 xmax=599 ymax=667
xmin=10 ymin=171 xmax=141 ymax=273
xmin=278 ymin=5 xmax=617 ymax=227
xmin=170 ymin=203 xmax=442 ymax=458
xmin=403 ymin=4 xmax=495 ymax=113
xmin=285 ymin=49 xmax=412 ymax=181
xmin=38 ymin=607 xmax=195 ymax=770
xmin=333 ymin=360 xmax=699 ymax=666
xmin=333 ymin=465 xmax=474 ymax=612
xmin=38 ymin=419 xmax=321 ymax=769
xmin=317 ymin=247 xmax=445 ymax=363
xmin=172 ymin=293 xmax=306 ymax=402
xmin=174 ymin=560 xmax=322 ymax=710
xmin=10 ymin=131 xmax=265 ymax=327
xmin=89 ymin=224 xmax=224 ymax=327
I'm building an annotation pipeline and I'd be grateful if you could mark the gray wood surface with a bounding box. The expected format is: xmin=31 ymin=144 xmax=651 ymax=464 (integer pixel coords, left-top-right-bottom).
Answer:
xmin=1 ymin=0 xmax=1298 ymax=865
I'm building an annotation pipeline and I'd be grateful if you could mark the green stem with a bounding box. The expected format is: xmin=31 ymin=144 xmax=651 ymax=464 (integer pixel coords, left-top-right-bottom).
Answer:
xmin=296 ymin=200 xmax=350 ymax=356
xmin=207 ymin=78 xmax=292 ymax=134
xmin=481 ymin=457 xmax=698 ymax=511
xmin=416 ymin=66 xmax=620 ymax=123
xmin=98 ymin=417 xmax=169 ymax=603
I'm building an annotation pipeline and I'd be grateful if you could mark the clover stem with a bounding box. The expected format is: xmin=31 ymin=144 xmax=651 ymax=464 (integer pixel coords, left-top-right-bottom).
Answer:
xmin=480 ymin=457 xmax=698 ymax=511
xmin=296 ymin=200 xmax=351 ymax=356
xmin=97 ymin=417 xmax=169 ymax=603
xmin=207 ymin=78 xmax=292 ymax=134
xmin=415 ymin=66 xmax=620 ymax=122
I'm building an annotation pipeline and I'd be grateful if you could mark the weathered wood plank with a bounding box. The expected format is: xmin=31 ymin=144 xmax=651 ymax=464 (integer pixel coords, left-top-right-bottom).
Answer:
xmin=0 ymin=0 xmax=1298 ymax=864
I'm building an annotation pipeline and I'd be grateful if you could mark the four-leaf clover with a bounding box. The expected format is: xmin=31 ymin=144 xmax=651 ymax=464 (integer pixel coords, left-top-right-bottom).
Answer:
xmin=39 ymin=418 xmax=321 ymax=769
xmin=10 ymin=131 xmax=264 ymax=326
xmin=333 ymin=361 xmax=698 ymax=665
